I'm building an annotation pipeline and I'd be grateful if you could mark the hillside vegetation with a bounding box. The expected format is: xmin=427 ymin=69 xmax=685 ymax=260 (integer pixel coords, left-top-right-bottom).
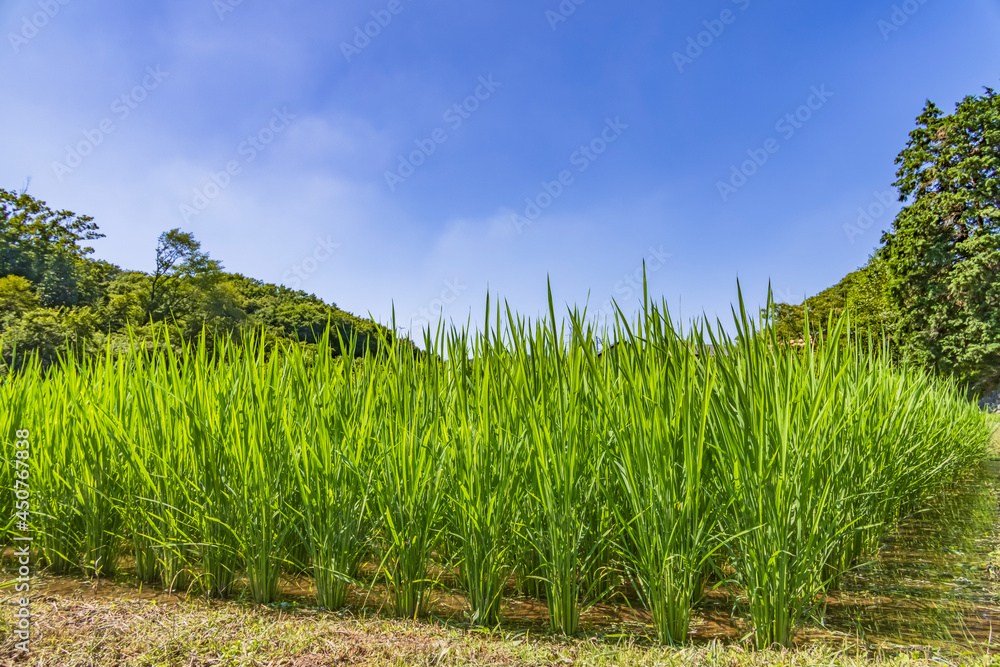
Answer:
xmin=0 ymin=188 xmax=408 ymax=372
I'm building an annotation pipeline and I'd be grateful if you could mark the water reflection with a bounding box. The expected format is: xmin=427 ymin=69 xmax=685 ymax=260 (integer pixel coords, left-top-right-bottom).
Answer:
xmin=824 ymin=461 xmax=1000 ymax=650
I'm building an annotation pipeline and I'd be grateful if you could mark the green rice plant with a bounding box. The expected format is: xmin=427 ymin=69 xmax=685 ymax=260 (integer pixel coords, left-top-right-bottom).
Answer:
xmin=603 ymin=294 xmax=719 ymax=645
xmin=705 ymin=290 xmax=989 ymax=648
xmin=74 ymin=419 xmax=124 ymax=579
xmin=34 ymin=355 xmax=125 ymax=578
xmin=118 ymin=470 xmax=160 ymax=583
xmin=491 ymin=311 xmax=545 ymax=603
xmin=0 ymin=347 xmax=35 ymax=548
xmin=820 ymin=350 xmax=989 ymax=587
xmin=287 ymin=329 xmax=378 ymax=610
xmin=0 ymin=277 xmax=990 ymax=650
xmin=116 ymin=339 xmax=197 ymax=589
xmin=372 ymin=325 xmax=447 ymax=619
xmin=183 ymin=335 xmax=242 ymax=598
xmin=444 ymin=301 xmax=523 ymax=626
xmin=94 ymin=349 xmax=158 ymax=584
xmin=225 ymin=335 xmax=295 ymax=604
xmin=575 ymin=340 xmax=620 ymax=609
xmin=707 ymin=296 xmax=859 ymax=648
xmin=518 ymin=289 xmax=609 ymax=636
xmin=29 ymin=399 xmax=83 ymax=575
xmin=512 ymin=520 xmax=545 ymax=599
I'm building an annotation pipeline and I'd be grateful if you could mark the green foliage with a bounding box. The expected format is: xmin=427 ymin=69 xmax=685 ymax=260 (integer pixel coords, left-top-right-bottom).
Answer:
xmin=0 ymin=275 xmax=39 ymax=315
xmin=148 ymin=228 xmax=224 ymax=320
xmin=844 ymin=256 xmax=898 ymax=340
xmin=879 ymin=89 xmax=1000 ymax=394
xmin=0 ymin=286 xmax=989 ymax=650
xmin=0 ymin=189 xmax=410 ymax=367
xmin=768 ymin=258 xmax=898 ymax=346
xmin=0 ymin=188 xmax=105 ymax=307
xmin=0 ymin=307 xmax=97 ymax=369
xmin=770 ymin=86 xmax=999 ymax=394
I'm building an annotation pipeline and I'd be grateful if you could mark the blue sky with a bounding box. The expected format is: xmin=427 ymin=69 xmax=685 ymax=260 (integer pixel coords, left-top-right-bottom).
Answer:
xmin=2 ymin=0 xmax=999 ymax=336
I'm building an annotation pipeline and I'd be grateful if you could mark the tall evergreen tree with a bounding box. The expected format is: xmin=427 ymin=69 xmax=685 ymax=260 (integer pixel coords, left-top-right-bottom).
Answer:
xmin=879 ymin=88 xmax=1000 ymax=394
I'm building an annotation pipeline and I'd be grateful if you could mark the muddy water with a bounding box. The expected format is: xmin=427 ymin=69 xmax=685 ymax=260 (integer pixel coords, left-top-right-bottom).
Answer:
xmin=822 ymin=461 xmax=1000 ymax=650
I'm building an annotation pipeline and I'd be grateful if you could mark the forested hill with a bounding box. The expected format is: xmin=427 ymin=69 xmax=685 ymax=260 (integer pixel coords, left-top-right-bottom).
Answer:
xmin=0 ymin=188 xmax=409 ymax=371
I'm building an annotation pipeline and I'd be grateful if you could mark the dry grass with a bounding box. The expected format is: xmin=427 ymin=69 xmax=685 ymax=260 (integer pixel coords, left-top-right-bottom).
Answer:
xmin=987 ymin=415 xmax=1000 ymax=459
xmin=2 ymin=578 xmax=1000 ymax=666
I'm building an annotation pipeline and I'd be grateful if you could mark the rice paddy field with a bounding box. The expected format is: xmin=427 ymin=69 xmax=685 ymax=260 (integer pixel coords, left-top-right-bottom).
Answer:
xmin=0 ymin=289 xmax=993 ymax=660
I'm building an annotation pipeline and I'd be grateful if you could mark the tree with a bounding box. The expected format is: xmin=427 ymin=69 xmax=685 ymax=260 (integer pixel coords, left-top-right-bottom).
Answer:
xmin=767 ymin=259 xmax=898 ymax=348
xmin=767 ymin=270 xmax=858 ymax=342
xmin=879 ymin=88 xmax=1000 ymax=394
xmin=0 ymin=190 xmax=408 ymax=365
xmin=843 ymin=256 xmax=898 ymax=344
xmin=0 ymin=307 xmax=97 ymax=370
xmin=147 ymin=228 xmax=223 ymax=319
xmin=0 ymin=275 xmax=40 ymax=316
xmin=0 ymin=188 xmax=104 ymax=306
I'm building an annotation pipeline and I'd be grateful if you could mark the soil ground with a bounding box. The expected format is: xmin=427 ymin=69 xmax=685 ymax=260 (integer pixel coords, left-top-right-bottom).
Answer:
xmin=1 ymin=571 xmax=999 ymax=667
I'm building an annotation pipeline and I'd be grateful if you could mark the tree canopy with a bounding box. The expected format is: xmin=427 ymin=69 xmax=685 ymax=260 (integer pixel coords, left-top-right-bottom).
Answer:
xmin=879 ymin=88 xmax=1000 ymax=394
xmin=0 ymin=188 xmax=104 ymax=307
xmin=767 ymin=256 xmax=897 ymax=346
xmin=771 ymin=86 xmax=999 ymax=395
